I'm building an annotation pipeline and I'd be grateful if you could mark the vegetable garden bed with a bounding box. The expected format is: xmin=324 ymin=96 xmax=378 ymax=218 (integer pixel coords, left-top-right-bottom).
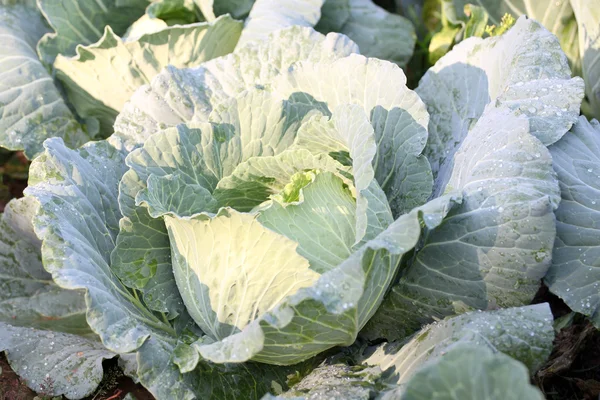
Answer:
xmin=0 ymin=0 xmax=598 ymax=399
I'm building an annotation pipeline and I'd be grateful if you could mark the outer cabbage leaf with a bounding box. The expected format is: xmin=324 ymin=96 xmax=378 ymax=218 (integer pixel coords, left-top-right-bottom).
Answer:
xmin=274 ymin=53 xmax=432 ymax=217
xmin=416 ymin=16 xmax=584 ymax=188
xmin=236 ymin=0 xmax=325 ymax=48
xmin=317 ymin=0 xmax=416 ymax=66
xmin=364 ymin=109 xmax=560 ymax=340
xmin=54 ymin=15 xmax=243 ymax=135
xmin=546 ymin=117 xmax=600 ymax=327
xmin=111 ymin=26 xmax=358 ymax=152
xmin=395 ymin=344 xmax=545 ymax=400
xmin=0 ymin=198 xmax=90 ymax=335
xmin=37 ymin=0 xmax=148 ymax=64
xmin=265 ymin=304 xmax=552 ymax=399
xmin=571 ymin=0 xmax=600 ymax=120
xmin=0 ymin=1 xmax=90 ymax=159
xmin=361 ymin=304 xmax=554 ymax=387
xmin=24 ymin=138 xmax=318 ymax=399
xmin=0 ymin=323 xmax=115 ymax=399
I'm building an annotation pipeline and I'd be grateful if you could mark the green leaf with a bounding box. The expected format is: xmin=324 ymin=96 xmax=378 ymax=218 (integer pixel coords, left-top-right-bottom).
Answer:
xmin=54 ymin=15 xmax=243 ymax=135
xmin=444 ymin=0 xmax=580 ymax=71
xmin=0 ymin=197 xmax=90 ymax=335
xmin=37 ymin=0 xmax=148 ymax=65
xmin=546 ymin=117 xmax=600 ymax=327
xmin=194 ymin=0 xmax=255 ymax=20
xmin=111 ymin=26 xmax=357 ymax=151
xmin=317 ymin=0 xmax=416 ymax=66
xmin=417 ymin=16 xmax=584 ymax=188
xmin=236 ymin=0 xmax=325 ymax=48
xmin=0 ymin=323 xmax=115 ymax=399
xmin=0 ymin=2 xmax=91 ymax=159
xmin=274 ymin=53 xmax=432 ymax=217
xmin=361 ymin=304 xmax=554 ymax=386
xmin=571 ymin=0 xmax=600 ymax=120
xmin=364 ymin=109 xmax=560 ymax=340
xmin=463 ymin=4 xmax=488 ymax=38
xmin=396 ymin=344 xmax=545 ymax=400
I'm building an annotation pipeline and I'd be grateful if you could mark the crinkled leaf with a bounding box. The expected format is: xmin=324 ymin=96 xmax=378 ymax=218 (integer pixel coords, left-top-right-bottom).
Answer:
xmin=274 ymin=53 xmax=432 ymax=217
xmin=214 ymin=149 xmax=349 ymax=211
xmin=114 ymin=90 xmax=313 ymax=315
xmin=0 ymin=2 xmax=90 ymax=159
xmin=55 ymin=15 xmax=242 ymax=135
xmin=395 ymin=343 xmax=545 ymax=400
xmin=237 ymin=0 xmax=325 ymax=48
xmin=111 ymin=26 xmax=357 ymax=151
xmin=37 ymin=0 xmax=148 ymax=64
xmin=571 ymin=0 xmax=600 ymax=120
xmin=416 ymin=16 xmax=584 ymax=189
xmin=317 ymin=0 xmax=416 ymax=65
xmin=0 ymin=323 xmax=114 ymax=399
xmin=365 ymin=109 xmax=560 ymax=340
xmin=361 ymin=304 xmax=554 ymax=385
xmin=546 ymin=117 xmax=600 ymax=327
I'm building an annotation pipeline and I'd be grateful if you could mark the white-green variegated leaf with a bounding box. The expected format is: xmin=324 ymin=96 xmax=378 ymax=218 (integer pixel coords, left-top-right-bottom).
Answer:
xmin=37 ymin=0 xmax=148 ymax=65
xmin=190 ymin=195 xmax=457 ymax=365
xmin=393 ymin=344 xmax=545 ymax=400
xmin=54 ymin=15 xmax=242 ymax=135
xmin=416 ymin=16 xmax=584 ymax=189
xmin=167 ymin=207 xmax=320 ymax=340
xmin=111 ymin=26 xmax=357 ymax=152
xmin=23 ymin=138 xmax=319 ymax=399
xmin=546 ymin=117 xmax=600 ymax=327
xmin=237 ymin=0 xmax=325 ymax=48
xmin=317 ymin=0 xmax=416 ymax=65
xmin=571 ymin=0 xmax=600 ymax=120
xmin=0 ymin=323 xmax=115 ymax=399
xmin=361 ymin=304 xmax=554 ymax=387
xmin=0 ymin=2 xmax=91 ymax=159
xmin=274 ymin=53 xmax=432 ymax=217
xmin=0 ymin=198 xmax=90 ymax=335
xmin=364 ymin=109 xmax=560 ymax=340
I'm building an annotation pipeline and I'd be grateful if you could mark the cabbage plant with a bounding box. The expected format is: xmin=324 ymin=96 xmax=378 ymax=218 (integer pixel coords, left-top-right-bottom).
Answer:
xmin=0 ymin=1 xmax=596 ymax=399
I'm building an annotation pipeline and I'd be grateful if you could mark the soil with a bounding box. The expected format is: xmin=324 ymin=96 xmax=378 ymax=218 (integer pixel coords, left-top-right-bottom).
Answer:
xmin=533 ymin=286 xmax=600 ymax=400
